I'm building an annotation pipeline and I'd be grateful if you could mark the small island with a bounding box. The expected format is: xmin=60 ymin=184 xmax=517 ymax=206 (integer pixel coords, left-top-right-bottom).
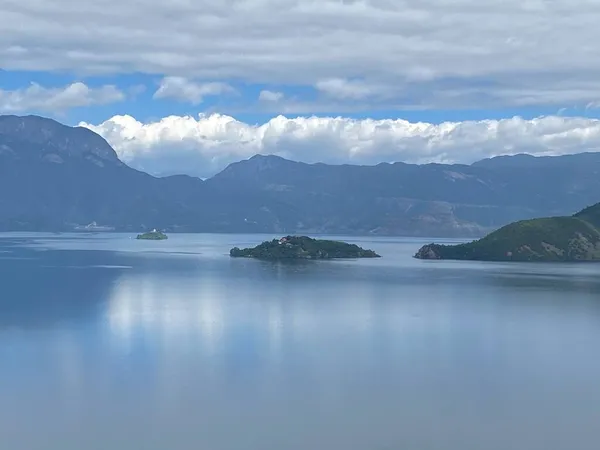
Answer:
xmin=230 ymin=236 xmax=381 ymax=260
xmin=414 ymin=202 xmax=600 ymax=262
xmin=136 ymin=229 xmax=168 ymax=240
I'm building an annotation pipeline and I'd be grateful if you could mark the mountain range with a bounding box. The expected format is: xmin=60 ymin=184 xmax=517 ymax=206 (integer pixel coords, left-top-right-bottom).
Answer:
xmin=2 ymin=114 xmax=600 ymax=237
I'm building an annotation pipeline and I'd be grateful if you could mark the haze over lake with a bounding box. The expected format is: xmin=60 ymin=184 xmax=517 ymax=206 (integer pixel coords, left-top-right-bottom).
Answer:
xmin=1 ymin=233 xmax=600 ymax=450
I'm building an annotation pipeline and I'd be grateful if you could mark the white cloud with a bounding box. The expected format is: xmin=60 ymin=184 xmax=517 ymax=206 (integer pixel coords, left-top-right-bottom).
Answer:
xmin=80 ymin=113 xmax=600 ymax=178
xmin=259 ymin=90 xmax=284 ymax=102
xmin=0 ymin=82 xmax=124 ymax=113
xmin=153 ymin=77 xmax=234 ymax=104
xmin=4 ymin=0 xmax=600 ymax=108
xmin=315 ymin=78 xmax=384 ymax=100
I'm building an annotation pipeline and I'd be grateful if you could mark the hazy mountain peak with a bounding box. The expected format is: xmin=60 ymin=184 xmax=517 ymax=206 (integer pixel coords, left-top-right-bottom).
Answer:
xmin=247 ymin=154 xmax=291 ymax=165
xmin=472 ymin=153 xmax=536 ymax=168
xmin=212 ymin=154 xmax=298 ymax=181
xmin=0 ymin=114 xmax=121 ymax=165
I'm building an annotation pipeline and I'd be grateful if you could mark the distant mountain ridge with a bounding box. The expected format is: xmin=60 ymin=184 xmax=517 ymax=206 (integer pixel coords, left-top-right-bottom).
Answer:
xmin=2 ymin=114 xmax=600 ymax=236
xmin=205 ymin=152 xmax=600 ymax=236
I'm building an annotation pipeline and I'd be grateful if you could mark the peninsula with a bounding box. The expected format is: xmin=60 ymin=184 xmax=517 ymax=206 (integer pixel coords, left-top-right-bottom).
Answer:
xmin=230 ymin=236 xmax=381 ymax=260
xmin=136 ymin=230 xmax=168 ymax=240
xmin=414 ymin=202 xmax=600 ymax=262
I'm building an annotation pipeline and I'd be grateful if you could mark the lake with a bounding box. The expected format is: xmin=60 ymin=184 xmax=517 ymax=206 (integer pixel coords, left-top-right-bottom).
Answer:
xmin=1 ymin=233 xmax=600 ymax=450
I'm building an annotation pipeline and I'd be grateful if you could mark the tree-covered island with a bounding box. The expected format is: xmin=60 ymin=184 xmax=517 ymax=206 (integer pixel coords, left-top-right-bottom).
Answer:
xmin=136 ymin=229 xmax=168 ymax=240
xmin=230 ymin=236 xmax=381 ymax=260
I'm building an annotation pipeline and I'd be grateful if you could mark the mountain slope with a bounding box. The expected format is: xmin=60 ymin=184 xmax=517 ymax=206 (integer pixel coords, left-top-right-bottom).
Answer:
xmin=415 ymin=216 xmax=600 ymax=261
xmin=414 ymin=203 xmax=600 ymax=262
xmin=0 ymin=115 xmax=124 ymax=167
xmin=206 ymin=153 xmax=600 ymax=236
xmin=0 ymin=116 xmax=305 ymax=232
xmin=0 ymin=116 xmax=218 ymax=231
xmin=0 ymin=116 xmax=182 ymax=230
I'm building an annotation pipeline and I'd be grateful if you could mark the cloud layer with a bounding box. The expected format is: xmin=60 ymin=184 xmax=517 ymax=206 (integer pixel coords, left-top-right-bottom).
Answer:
xmin=153 ymin=77 xmax=234 ymax=104
xmin=4 ymin=0 xmax=600 ymax=108
xmin=259 ymin=90 xmax=284 ymax=103
xmin=0 ymin=82 xmax=124 ymax=113
xmin=81 ymin=113 xmax=600 ymax=178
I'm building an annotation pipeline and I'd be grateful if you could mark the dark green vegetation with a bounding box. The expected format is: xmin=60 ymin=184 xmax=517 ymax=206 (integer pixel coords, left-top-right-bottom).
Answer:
xmin=136 ymin=230 xmax=168 ymax=240
xmin=230 ymin=236 xmax=380 ymax=260
xmin=4 ymin=114 xmax=600 ymax=236
xmin=415 ymin=203 xmax=600 ymax=261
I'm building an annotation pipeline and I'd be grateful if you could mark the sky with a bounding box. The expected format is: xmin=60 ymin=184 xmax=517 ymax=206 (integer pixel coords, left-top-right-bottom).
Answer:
xmin=3 ymin=0 xmax=600 ymax=178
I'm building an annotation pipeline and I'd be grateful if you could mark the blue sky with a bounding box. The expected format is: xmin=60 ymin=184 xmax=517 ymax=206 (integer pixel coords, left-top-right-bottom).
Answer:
xmin=3 ymin=69 xmax=598 ymax=126
xmin=3 ymin=0 xmax=600 ymax=177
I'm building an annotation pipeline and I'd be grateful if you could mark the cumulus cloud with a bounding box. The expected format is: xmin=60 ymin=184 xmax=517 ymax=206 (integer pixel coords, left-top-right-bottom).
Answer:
xmin=0 ymin=82 xmax=124 ymax=113
xmin=259 ymin=90 xmax=284 ymax=102
xmin=80 ymin=113 xmax=600 ymax=178
xmin=4 ymin=0 xmax=600 ymax=108
xmin=153 ymin=77 xmax=234 ymax=104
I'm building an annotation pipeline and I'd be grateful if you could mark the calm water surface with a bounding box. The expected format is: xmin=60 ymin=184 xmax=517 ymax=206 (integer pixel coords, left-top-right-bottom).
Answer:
xmin=1 ymin=233 xmax=600 ymax=450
